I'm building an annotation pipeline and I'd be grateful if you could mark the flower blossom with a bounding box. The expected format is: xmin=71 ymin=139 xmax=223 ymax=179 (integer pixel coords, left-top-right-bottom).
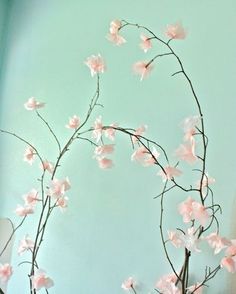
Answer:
xmin=104 ymin=124 xmax=117 ymax=141
xmin=23 ymin=189 xmax=39 ymax=206
xmin=107 ymin=19 xmax=126 ymax=46
xmin=196 ymin=173 xmax=215 ymax=189
xmin=132 ymin=125 xmax=147 ymax=143
xmin=85 ymin=54 xmax=106 ymax=77
xmin=158 ymin=166 xmax=182 ymax=182
xmin=66 ymin=115 xmax=80 ymax=129
xmin=31 ymin=269 xmax=54 ymax=291
xmin=167 ymin=230 xmax=183 ymax=248
xmin=175 ymin=141 xmax=197 ymax=164
xmin=97 ymin=157 xmax=113 ymax=169
xmin=94 ymin=144 xmax=114 ymax=156
xmin=56 ymin=196 xmax=69 ymax=212
xmin=18 ymin=235 xmax=35 ymax=255
xmin=181 ymin=115 xmax=200 ymax=142
xmin=92 ymin=116 xmax=103 ymax=142
xmin=23 ymin=146 xmax=36 ymax=165
xmin=131 ymin=146 xmax=159 ymax=166
xmin=166 ymin=22 xmax=186 ymax=40
xmin=139 ymin=34 xmax=152 ymax=52
xmin=221 ymin=256 xmax=236 ymax=273
xmin=0 ymin=264 xmax=13 ymax=283
xmin=133 ymin=61 xmax=153 ymax=81
xmin=181 ymin=227 xmax=201 ymax=252
xmin=48 ymin=177 xmax=71 ymax=198
xmin=178 ymin=197 xmax=209 ymax=226
xmin=156 ymin=274 xmax=180 ymax=294
xmin=40 ymin=160 xmax=54 ymax=174
xmin=121 ymin=277 xmax=135 ymax=290
xmin=15 ymin=205 xmax=34 ymax=217
xmin=24 ymin=97 xmax=45 ymax=111
xmin=205 ymin=233 xmax=231 ymax=255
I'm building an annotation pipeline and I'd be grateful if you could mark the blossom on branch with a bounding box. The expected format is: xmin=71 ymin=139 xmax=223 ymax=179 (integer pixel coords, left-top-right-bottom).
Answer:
xmin=15 ymin=205 xmax=34 ymax=217
xmin=181 ymin=115 xmax=200 ymax=142
xmin=31 ymin=269 xmax=54 ymax=291
xmin=107 ymin=19 xmax=126 ymax=46
xmin=23 ymin=189 xmax=39 ymax=206
xmin=85 ymin=54 xmax=106 ymax=77
xmin=156 ymin=273 xmax=180 ymax=294
xmin=132 ymin=125 xmax=147 ymax=143
xmin=121 ymin=277 xmax=135 ymax=290
xmin=166 ymin=22 xmax=186 ymax=40
xmin=94 ymin=144 xmax=114 ymax=156
xmin=131 ymin=146 xmax=159 ymax=166
xmin=167 ymin=230 xmax=183 ymax=248
xmin=175 ymin=141 xmax=197 ymax=164
xmin=97 ymin=157 xmax=113 ymax=169
xmin=104 ymin=123 xmax=117 ymax=141
xmin=133 ymin=61 xmax=153 ymax=81
xmin=92 ymin=116 xmax=103 ymax=142
xmin=48 ymin=177 xmax=71 ymax=198
xmin=66 ymin=115 xmax=80 ymax=129
xmin=24 ymin=97 xmax=45 ymax=111
xmin=158 ymin=166 xmax=182 ymax=182
xmin=23 ymin=146 xmax=36 ymax=165
xmin=181 ymin=227 xmax=201 ymax=252
xmin=205 ymin=233 xmax=231 ymax=255
xmin=40 ymin=160 xmax=55 ymax=174
xmin=18 ymin=235 xmax=35 ymax=255
xmin=0 ymin=264 xmax=13 ymax=283
xmin=139 ymin=34 xmax=152 ymax=52
xmin=187 ymin=283 xmax=203 ymax=294
xmin=56 ymin=196 xmax=69 ymax=212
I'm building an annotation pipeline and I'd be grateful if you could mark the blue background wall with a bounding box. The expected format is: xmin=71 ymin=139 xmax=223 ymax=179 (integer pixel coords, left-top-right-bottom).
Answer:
xmin=0 ymin=1 xmax=236 ymax=293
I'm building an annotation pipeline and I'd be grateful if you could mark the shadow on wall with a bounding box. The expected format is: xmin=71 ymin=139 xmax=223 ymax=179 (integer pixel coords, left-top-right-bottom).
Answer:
xmin=0 ymin=218 xmax=14 ymax=293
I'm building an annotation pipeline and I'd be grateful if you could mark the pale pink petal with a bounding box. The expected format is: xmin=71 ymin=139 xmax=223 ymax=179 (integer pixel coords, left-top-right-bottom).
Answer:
xmin=18 ymin=235 xmax=35 ymax=255
xmin=85 ymin=54 xmax=106 ymax=77
xmin=31 ymin=269 xmax=54 ymax=290
xmin=104 ymin=124 xmax=117 ymax=141
xmin=158 ymin=166 xmax=182 ymax=182
xmin=133 ymin=61 xmax=153 ymax=81
xmin=225 ymin=240 xmax=236 ymax=257
xmin=140 ymin=34 xmax=152 ymax=52
xmin=182 ymin=227 xmax=201 ymax=252
xmin=92 ymin=116 xmax=103 ymax=143
xmin=23 ymin=189 xmax=39 ymax=206
xmin=156 ymin=274 xmax=180 ymax=293
xmin=166 ymin=22 xmax=186 ymax=40
xmin=192 ymin=202 xmax=209 ymax=226
xmin=221 ymin=256 xmax=236 ymax=273
xmin=196 ymin=173 xmax=215 ymax=189
xmin=121 ymin=277 xmax=135 ymax=290
xmin=109 ymin=19 xmax=122 ymax=34
xmin=178 ymin=197 xmax=195 ymax=223
xmin=205 ymin=233 xmax=231 ymax=255
xmin=40 ymin=160 xmax=54 ymax=174
xmin=107 ymin=33 xmax=126 ymax=46
xmin=97 ymin=157 xmax=113 ymax=169
xmin=187 ymin=283 xmax=203 ymax=294
xmin=48 ymin=178 xmax=71 ymax=198
xmin=94 ymin=144 xmax=114 ymax=156
xmin=23 ymin=146 xmax=36 ymax=165
xmin=132 ymin=125 xmax=147 ymax=143
xmin=66 ymin=115 xmax=80 ymax=129
xmin=56 ymin=196 xmax=69 ymax=212
xmin=15 ymin=205 xmax=34 ymax=217
xmin=24 ymin=97 xmax=45 ymax=111
xmin=181 ymin=115 xmax=200 ymax=142
xmin=175 ymin=141 xmax=198 ymax=164
xmin=0 ymin=264 xmax=13 ymax=283
xmin=167 ymin=230 xmax=183 ymax=248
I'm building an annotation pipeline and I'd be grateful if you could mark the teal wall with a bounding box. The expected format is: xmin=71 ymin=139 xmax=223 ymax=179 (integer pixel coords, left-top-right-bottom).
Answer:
xmin=1 ymin=0 xmax=236 ymax=293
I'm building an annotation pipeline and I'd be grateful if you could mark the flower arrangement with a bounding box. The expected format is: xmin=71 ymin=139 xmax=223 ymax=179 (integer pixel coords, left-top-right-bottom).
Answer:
xmin=0 ymin=19 xmax=234 ymax=294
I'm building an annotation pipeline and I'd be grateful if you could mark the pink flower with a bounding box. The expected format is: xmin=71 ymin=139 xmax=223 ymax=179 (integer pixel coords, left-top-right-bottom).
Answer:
xmin=205 ymin=233 xmax=231 ymax=254
xmin=187 ymin=283 xmax=203 ymax=294
xmin=133 ymin=61 xmax=153 ymax=81
xmin=178 ymin=197 xmax=209 ymax=226
xmin=221 ymin=256 xmax=236 ymax=273
xmin=196 ymin=173 xmax=215 ymax=189
xmin=225 ymin=240 xmax=236 ymax=256
xmin=48 ymin=177 xmax=71 ymax=198
xmin=166 ymin=22 xmax=186 ymax=40
xmin=131 ymin=146 xmax=159 ymax=166
xmin=107 ymin=20 xmax=126 ymax=46
xmin=40 ymin=160 xmax=54 ymax=174
xmin=66 ymin=115 xmax=80 ymax=129
xmin=156 ymin=274 xmax=180 ymax=294
xmin=24 ymin=97 xmax=45 ymax=111
xmin=121 ymin=277 xmax=135 ymax=290
xmin=15 ymin=205 xmax=34 ymax=217
xmin=92 ymin=116 xmax=103 ymax=142
xmin=181 ymin=115 xmax=200 ymax=142
xmin=18 ymin=235 xmax=35 ymax=255
xmin=167 ymin=230 xmax=183 ymax=248
xmin=182 ymin=227 xmax=201 ymax=252
xmin=23 ymin=146 xmax=36 ymax=165
xmin=140 ymin=34 xmax=152 ymax=52
xmin=175 ymin=141 xmax=197 ymax=164
xmin=31 ymin=269 xmax=54 ymax=290
xmin=23 ymin=189 xmax=39 ymax=206
xmin=104 ymin=124 xmax=117 ymax=141
xmin=97 ymin=157 xmax=113 ymax=169
xmin=56 ymin=196 xmax=69 ymax=212
xmin=132 ymin=125 xmax=147 ymax=143
xmin=85 ymin=54 xmax=106 ymax=77
xmin=0 ymin=264 xmax=13 ymax=283
xmin=94 ymin=144 xmax=114 ymax=156
xmin=158 ymin=166 xmax=182 ymax=182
